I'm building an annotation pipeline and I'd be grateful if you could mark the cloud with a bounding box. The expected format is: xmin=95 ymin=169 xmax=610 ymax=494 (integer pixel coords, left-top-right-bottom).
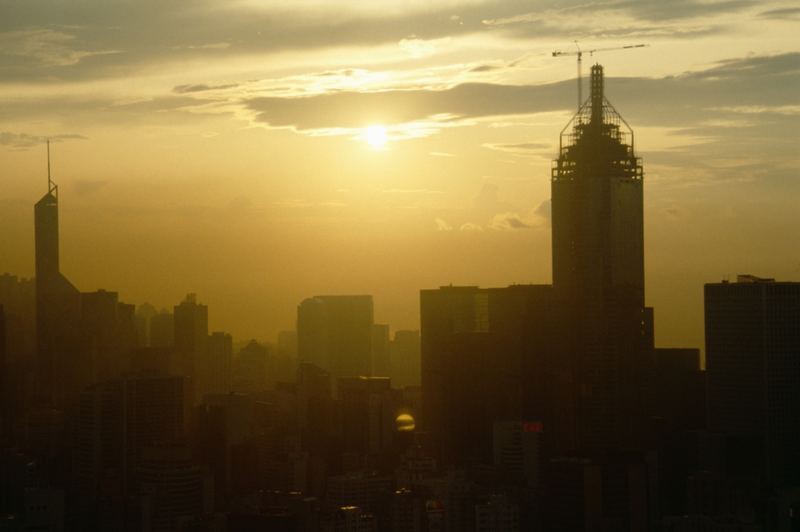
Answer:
xmin=0 ymin=0 xmax=773 ymax=84
xmin=244 ymin=53 xmax=799 ymax=138
xmin=483 ymin=142 xmax=552 ymax=155
xmin=490 ymin=212 xmax=534 ymax=230
xmin=435 ymin=217 xmax=452 ymax=231
xmin=758 ymin=6 xmax=800 ymax=18
xmin=0 ymin=131 xmax=86 ymax=149
xmin=72 ymin=179 xmax=108 ymax=195
xmin=173 ymin=83 xmax=239 ymax=94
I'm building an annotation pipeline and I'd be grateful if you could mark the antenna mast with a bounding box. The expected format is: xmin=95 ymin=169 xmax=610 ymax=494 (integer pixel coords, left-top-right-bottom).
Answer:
xmin=552 ymin=43 xmax=648 ymax=111
xmin=46 ymin=139 xmax=56 ymax=194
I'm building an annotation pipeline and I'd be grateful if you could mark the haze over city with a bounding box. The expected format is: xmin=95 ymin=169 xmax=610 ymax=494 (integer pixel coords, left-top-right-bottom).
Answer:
xmin=2 ymin=0 xmax=798 ymax=349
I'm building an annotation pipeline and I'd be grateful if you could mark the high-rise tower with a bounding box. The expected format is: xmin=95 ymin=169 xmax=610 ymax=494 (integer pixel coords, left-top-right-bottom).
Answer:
xmin=34 ymin=141 xmax=81 ymax=408
xmin=551 ymin=64 xmax=644 ymax=303
xmin=550 ymin=65 xmax=646 ymax=450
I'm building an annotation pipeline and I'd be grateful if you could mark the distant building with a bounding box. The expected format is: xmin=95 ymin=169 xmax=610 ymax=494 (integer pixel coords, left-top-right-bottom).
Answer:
xmin=174 ymin=293 xmax=208 ymax=403
xmin=149 ymin=310 xmax=174 ymax=348
xmin=297 ymin=295 xmax=374 ymax=382
xmin=199 ymin=331 xmax=232 ymax=398
xmin=705 ymin=274 xmax=800 ymax=487
xmin=80 ymin=289 xmax=137 ymax=382
xmin=231 ymin=340 xmax=268 ymax=393
xmin=73 ymin=371 xmax=185 ymax=506
xmin=337 ymin=376 xmax=397 ymax=463
xmin=390 ymin=330 xmax=421 ymax=389
xmin=371 ymin=324 xmax=390 ymax=378
xmin=138 ymin=443 xmax=213 ymax=532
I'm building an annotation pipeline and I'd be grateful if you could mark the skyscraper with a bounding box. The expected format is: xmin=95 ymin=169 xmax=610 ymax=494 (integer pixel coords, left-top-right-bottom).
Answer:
xmin=34 ymin=142 xmax=82 ymax=408
xmin=550 ymin=64 xmax=647 ymax=450
xmin=173 ymin=293 xmax=208 ymax=403
xmin=705 ymin=274 xmax=800 ymax=487
xmin=297 ymin=295 xmax=374 ymax=381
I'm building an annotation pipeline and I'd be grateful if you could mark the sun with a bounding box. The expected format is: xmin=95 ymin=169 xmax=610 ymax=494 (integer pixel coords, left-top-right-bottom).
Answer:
xmin=365 ymin=125 xmax=388 ymax=149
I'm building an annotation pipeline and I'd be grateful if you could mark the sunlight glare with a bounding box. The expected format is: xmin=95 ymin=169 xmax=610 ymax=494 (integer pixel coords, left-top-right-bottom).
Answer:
xmin=365 ymin=125 xmax=388 ymax=149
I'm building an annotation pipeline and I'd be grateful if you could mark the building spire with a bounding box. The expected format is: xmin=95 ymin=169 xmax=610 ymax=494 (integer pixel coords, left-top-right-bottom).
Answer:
xmin=590 ymin=64 xmax=604 ymax=124
xmin=46 ymin=139 xmax=57 ymax=195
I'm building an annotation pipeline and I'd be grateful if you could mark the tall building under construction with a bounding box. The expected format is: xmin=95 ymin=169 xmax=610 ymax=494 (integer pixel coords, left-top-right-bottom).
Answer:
xmin=550 ymin=64 xmax=648 ymax=451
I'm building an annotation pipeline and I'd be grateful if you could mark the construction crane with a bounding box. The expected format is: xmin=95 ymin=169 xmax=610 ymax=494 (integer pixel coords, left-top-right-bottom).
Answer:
xmin=552 ymin=42 xmax=648 ymax=110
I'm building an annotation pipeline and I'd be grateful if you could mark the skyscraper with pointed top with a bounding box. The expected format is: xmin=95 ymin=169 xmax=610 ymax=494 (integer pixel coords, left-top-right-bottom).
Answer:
xmin=551 ymin=64 xmax=647 ymax=451
xmin=34 ymin=141 xmax=81 ymax=408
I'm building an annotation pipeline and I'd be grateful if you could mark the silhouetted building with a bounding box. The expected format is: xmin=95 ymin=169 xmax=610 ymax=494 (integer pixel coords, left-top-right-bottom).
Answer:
xmin=390 ymin=330 xmax=421 ymax=389
xmin=705 ymin=274 xmax=800 ymax=487
xmin=544 ymin=453 xmax=651 ymax=532
xmin=420 ymin=285 xmax=559 ymax=466
xmin=550 ymin=64 xmax=647 ymax=451
xmin=475 ymin=494 xmax=520 ymax=532
xmin=298 ymin=295 xmax=374 ymax=382
xmin=150 ymin=310 xmax=174 ymax=348
xmin=0 ymin=306 xmax=6 ymax=441
xmin=338 ymin=376 xmax=396 ymax=468
xmin=138 ymin=443 xmax=213 ymax=532
xmin=232 ymin=340 xmax=269 ymax=393
xmin=199 ymin=331 xmax=232 ymax=399
xmin=174 ymin=293 xmax=208 ymax=403
xmin=34 ymin=148 xmax=82 ymax=408
xmin=73 ymin=371 xmax=185 ymax=510
xmin=371 ymin=324 xmax=390 ymax=378
xmin=0 ymin=273 xmax=36 ymax=359
xmin=80 ymin=289 xmax=137 ymax=382
xmin=493 ymin=420 xmax=541 ymax=488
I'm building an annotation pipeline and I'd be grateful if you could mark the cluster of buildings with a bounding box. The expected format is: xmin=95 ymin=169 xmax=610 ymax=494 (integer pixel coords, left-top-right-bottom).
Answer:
xmin=0 ymin=65 xmax=798 ymax=531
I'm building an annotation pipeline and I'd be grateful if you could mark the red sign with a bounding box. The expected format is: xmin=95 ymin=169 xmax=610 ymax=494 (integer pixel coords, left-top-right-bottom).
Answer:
xmin=523 ymin=421 xmax=544 ymax=433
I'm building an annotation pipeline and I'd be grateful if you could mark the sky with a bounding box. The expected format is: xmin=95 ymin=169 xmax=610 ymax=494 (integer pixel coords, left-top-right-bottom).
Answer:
xmin=1 ymin=0 xmax=798 ymax=349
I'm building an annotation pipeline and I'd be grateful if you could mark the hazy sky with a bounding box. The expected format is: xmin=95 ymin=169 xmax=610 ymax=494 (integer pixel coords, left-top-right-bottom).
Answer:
xmin=1 ymin=0 xmax=798 ymax=348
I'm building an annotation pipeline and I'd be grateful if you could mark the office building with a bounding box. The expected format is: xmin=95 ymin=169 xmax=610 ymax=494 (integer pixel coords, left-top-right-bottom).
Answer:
xmin=705 ymin=274 xmax=800 ymax=486
xmin=73 ymin=371 xmax=185 ymax=506
xmin=174 ymin=294 xmax=208 ymax=403
xmin=420 ymin=284 xmax=559 ymax=465
xmin=389 ymin=330 xmax=421 ymax=389
xmin=297 ymin=295 xmax=374 ymax=381
xmin=34 ymin=146 xmax=82 ymax=408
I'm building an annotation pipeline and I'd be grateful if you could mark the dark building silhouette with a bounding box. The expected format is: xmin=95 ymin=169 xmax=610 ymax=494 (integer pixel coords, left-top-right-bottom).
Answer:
xmin=137 ymin=443 xmax=212 ymax=532
xmin=705 ymin=274 xmax=800 ymax=487
xmin=389 ymin=330 xmax=421 ymax=389
xmin=174 ymin=293 xmax=208 ymax=404
xmin=0 ymin=305 xmax=6 ymax=441
xmin=72 ymin=371 xmax=185 ymax=517
xmin=550 ymin=64 xmax=647 ymax=451
xmin=231 ymin=339 xmax=269 ymax=393
xmin=80 ymin=289 xmax=137 ymax=383
xmin=34 ymin=144 xmax=82 ymax=409
xmin=297 ymin=295 xmax=374 ymax=382
xmin=371 ymin=324 xmax=390 ymax=378
xmin=420 ymin=285 xmax=559 ymax=466
xmin=150 ymin=310 xmax=175 ymax=348
xmin=337 ymin=376 xmax=397 ymax=467
xmin=201 ymin=331 xmax=232 ymax=397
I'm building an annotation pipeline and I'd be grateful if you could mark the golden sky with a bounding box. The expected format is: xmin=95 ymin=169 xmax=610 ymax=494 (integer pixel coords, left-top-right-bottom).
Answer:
xmin=1 ymin=0 xmax=798 ymax=348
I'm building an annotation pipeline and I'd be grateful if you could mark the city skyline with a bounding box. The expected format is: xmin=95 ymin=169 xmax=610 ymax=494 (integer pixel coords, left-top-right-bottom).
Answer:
xmin=1 ymin=4 xmax=799 ymax=528
xmin=1 ymin=1 xmax=798 ymax=346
